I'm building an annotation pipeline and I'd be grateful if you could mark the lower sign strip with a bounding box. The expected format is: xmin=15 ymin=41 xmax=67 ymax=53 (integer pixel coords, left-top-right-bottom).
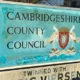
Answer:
xmin=0 ymin=62 xmax=80 ymax=80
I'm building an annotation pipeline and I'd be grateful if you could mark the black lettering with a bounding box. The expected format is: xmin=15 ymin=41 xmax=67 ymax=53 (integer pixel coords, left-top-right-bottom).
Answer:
xmin=77 ymin=71 xmax=80 ymax=78
xmin=44 ymin=69 xmax=47 ymax=74
xmin=36 ymin=13 xmax=41 ymax=21
xmin=34 ymin=41 xmax=39 ymax=48
xmin=73 ymin=16 xmax=78 ymax=23
xmin=14 ymin=41 xmax=21 ymax=49
xmin=22 ymin=13 xmax=29 ymax=20
xmin=22 ymin=41 xmax=27 ymax=49
xmin=41 ymin=76 xmax=47 ymax=80
xmin=28 ymin=42 xmax=34 ymax=48
xmin=28 ymin=28 xmax=34 ymax=34
xmin=61 ymin=15 xmax=64 ymax=22
xmin=27 ymin=71 xmax=32 ymax=76
xmin=7 ymin=42 xmax=13 ymax=49
xmin=30 ymin=77 xmax=36 ymax=80
xmin=22 ymin=27 xmax=27 ymax=34
xmin=44 ymin=14 xmax=49 ymax=21
xmin=65 ymin=16 xmax=71 ymax=22
xmin=53 ymin=68 xmax=57 ymax=72
xmin=14 ymin=27 xmax=21 ymax=34
xmin=56 ymin=15 xmax=60 ymax=22
xmin=41 ymin=28 xmax=45 ymax=34
xmin=48 ymin=68 xmax=51 ymax=73
xmin=7 ymin=12 xmax=14 ymax=20
xmin=7 ymin=27 xmax=14 ymax=35
xmin=30 ymin=13 xmax=35 ymax=21
xmin=15 ymin=12 xmax=21 ymax=20
xmin=50 ymin=14 xmax=55 ymax=21
xmin=63 ymin=67 xmax=66 ymax=71
xmin=58 ymin=73 xmax=63 ymax=80
xmin=65 ymin=72 xmax=70 ymax=80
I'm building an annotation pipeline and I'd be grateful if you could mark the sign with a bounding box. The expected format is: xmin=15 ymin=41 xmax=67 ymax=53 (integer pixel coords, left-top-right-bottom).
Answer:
xmin=0 ymin=2 xmax=80 ymax=68
xmin=0 ymin=62 xmax=80 ymax=80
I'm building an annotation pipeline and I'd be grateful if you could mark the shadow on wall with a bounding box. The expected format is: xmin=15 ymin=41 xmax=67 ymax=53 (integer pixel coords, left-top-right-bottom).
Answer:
xmin=72 ymin=78 xmax=80 ymax=80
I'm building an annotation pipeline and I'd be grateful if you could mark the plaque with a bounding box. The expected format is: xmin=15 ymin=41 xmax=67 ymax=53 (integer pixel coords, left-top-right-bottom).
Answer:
xmin=0 ymin=62 xmax=80 ymax=80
